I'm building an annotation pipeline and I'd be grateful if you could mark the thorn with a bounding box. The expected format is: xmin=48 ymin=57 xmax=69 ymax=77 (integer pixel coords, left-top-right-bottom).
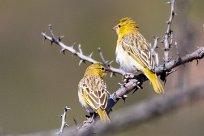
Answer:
xmin=79 ymin=60 xmax=84 ymax=66
xmin=58 ymin=36 xmax=64 ymax=41
xmin=65 ymin=106 xmax=71 ymax=111
xmin=109 ymin=60 xmax=113 ymax=65
xmin=166 ymin=20 xmax=170 ymax=24
xmin=196 ymin=59 xmax=199 ymax=65
xmin=98 ymin=47 xmax=101 ymax=52
xmin=136 ymin=83 xmax=141 ymax=89
xmin=138 ymin=84 xmax=143 ymax=89
xmin=89 ymin=52 xmax=93 ymax=58
xmin=122 ymin=95 xmax=127 ymax=102
xmin=43 ymin=36 xmax=47 ymax=41
xmin=73 ymin=118 xmax=78 ymax=126
xmin=118 ymin=82 xmax=123 ymax=86
xmin=85 ymin=114 xmax=90 ymax=118
xmin=71 ymin=42 xmax=76 ymax=48
xmin=132 ymin=88 xmax=138 ymax=94
xmin=110 ymin=72 xmax=113 ymax=77
xmin=78 ymin=44 xmax=83 ymax=54
xmin=78 ymin=44 xmax=81 ymax=49
xmin=60 ymin=48 xmax=66 ymax=55
xmin=166 ymin=1 xmax=171 ymax=4
xmin=51 ymin=40 xmax=54 ymax=45
xmin=172 ymin=11 xmax=175 ymax=16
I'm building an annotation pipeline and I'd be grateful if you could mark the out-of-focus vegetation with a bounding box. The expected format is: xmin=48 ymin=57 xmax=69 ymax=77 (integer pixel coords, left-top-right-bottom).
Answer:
xmin=0 ymin=0 xmax=204 ymax=135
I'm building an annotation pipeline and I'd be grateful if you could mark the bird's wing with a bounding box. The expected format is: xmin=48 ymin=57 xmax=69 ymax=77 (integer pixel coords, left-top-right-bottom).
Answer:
xmin=121 ymin=33 xmax=155 ymax=70
xmin=80 ymin=76 xmax=109 ymax=111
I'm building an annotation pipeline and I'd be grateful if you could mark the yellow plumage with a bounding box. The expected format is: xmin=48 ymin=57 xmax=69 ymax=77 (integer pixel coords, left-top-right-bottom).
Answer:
xmin=113 ymin=17 xmax=164 ymax=94
xmin=78 ymin=63 xmax=110 ymax=123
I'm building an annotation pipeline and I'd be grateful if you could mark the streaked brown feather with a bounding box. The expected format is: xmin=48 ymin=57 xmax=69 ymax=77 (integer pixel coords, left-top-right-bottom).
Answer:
xmin=121 ymin=33 xmax=155 ymax=70
xmin=79 ymin=75 xmax=109 ymax=111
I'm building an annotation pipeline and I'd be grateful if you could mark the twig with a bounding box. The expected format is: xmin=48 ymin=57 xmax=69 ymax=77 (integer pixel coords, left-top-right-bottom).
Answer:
xmin=98 ymin=47 xmax=115 ymax=77
xmin=57 ymin=106 xmax=71 ymax=135
xmin=97 ymin=47 xmax=110 ymax=67
xmin=164 ymin=0 xmax=176 ymax=64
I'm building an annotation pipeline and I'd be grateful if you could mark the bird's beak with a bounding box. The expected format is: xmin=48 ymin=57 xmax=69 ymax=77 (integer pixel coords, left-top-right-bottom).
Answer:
xmin=112 ymin=25 xmax=118 ymax=30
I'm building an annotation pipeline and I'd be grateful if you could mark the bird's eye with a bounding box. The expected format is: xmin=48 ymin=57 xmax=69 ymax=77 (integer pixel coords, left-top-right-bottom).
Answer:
xmin=118 ymin=25 xmax=121 ymax=28
xmin=101 ymin=67 xmax=105 ymax=70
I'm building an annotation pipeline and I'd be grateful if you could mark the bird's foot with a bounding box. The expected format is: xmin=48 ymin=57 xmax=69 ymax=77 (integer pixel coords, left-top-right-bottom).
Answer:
xmin=123 ymin=73 xmax=135 ymax=83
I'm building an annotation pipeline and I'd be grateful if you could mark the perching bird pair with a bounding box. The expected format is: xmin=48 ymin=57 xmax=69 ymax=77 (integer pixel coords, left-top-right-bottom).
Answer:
xmin=78 ymin=17 xmax=164 ymax=123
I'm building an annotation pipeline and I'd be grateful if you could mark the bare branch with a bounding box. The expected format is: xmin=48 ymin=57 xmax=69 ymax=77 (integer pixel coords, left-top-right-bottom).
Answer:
xmin=155 ymin=46 xmax=204 ymax=73
xmin=57 ymin=106 xmax=71 ymax=135
xmin=164 ymin=0 xmax=176 ymax=64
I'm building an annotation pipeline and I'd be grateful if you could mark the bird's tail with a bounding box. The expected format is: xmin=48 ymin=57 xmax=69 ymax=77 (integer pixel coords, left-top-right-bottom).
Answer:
xmin=97 ymin=108 xmax=110 ymax=123
xmin=143 ymin=68 xmax=164 ymax=94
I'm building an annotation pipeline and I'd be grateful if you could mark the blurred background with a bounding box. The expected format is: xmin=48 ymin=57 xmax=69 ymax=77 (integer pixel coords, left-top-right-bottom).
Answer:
xmin=0 ymin=0 xmax=204 ymax=135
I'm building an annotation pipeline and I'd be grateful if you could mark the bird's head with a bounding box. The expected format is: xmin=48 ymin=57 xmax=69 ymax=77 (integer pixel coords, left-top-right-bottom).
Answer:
xmin=84 ymin=63 xmax=107 ymax=78
xmin=113 ymin=17 xmax=139 ymax=36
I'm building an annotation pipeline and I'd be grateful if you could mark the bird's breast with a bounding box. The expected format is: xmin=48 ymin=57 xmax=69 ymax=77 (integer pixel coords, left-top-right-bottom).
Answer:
xmin=116 ymin=44 xmax=139 ymax=74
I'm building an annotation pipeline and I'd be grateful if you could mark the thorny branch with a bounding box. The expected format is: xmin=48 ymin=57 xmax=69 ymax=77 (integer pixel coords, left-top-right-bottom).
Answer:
xmin=41 ymin=26 xmax=124 ymax=75
xmin=164 ymin=0 xmax=176 ymax=65
xmin=57 ymin=106 xmax=71 ymax=135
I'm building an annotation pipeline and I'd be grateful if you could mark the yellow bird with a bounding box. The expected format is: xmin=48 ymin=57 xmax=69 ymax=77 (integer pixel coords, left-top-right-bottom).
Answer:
xmin=113 ymin=17 xmax=164 ymax=94
xmin=78 ymin=63 xmax=110 ymax=123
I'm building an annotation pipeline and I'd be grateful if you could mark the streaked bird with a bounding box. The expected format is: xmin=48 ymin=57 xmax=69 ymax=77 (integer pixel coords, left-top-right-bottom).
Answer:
xmin=113 ymin=17 xmax=164 ymax=94
xmin=78 ymin=63 xmax=110 ymax=123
